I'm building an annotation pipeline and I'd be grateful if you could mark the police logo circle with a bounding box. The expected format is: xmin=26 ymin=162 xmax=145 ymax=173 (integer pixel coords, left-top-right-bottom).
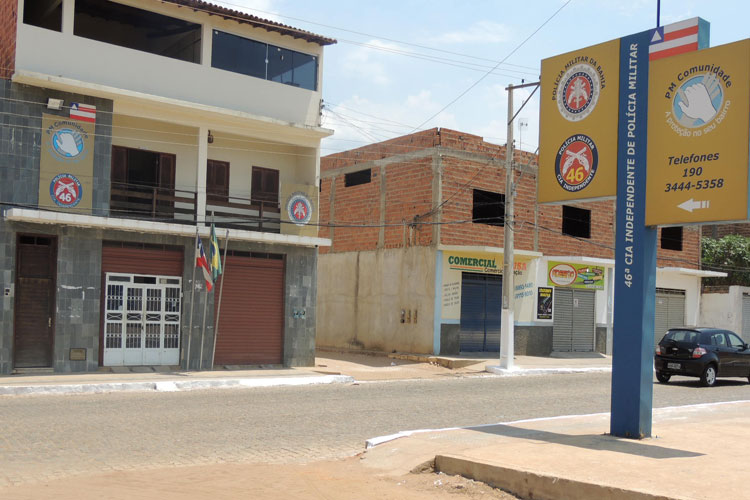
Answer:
xmin=51 ymin=128 xmax=84 ymax=159
xmin=672 ymin=72 xmax=724 ymax=128
xmin=286 ymin=193 xmax=313 ymax=226
xmin=557 ymin=64 xmax=600 ymax=122
xmin=50 ymin=173 xmax=83 ymax=208
xmin=555 ymin=135 xmax=598 ymax=192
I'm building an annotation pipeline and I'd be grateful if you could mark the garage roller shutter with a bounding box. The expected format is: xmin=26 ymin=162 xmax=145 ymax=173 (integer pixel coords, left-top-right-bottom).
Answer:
xmin=214 ymin=255 xmax=284 ymax=365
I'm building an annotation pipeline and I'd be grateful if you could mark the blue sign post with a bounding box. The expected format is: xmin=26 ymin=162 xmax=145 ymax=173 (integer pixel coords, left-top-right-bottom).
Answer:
xmin=611 ymin=29 xmax=657 ymax=438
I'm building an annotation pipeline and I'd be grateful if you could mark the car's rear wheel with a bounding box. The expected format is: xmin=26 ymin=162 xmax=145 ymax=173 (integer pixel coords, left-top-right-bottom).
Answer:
xmin=700 ymin=364 xmax=717 ymax=387
xmin=656 ymin=371 xmax=671 ymax=383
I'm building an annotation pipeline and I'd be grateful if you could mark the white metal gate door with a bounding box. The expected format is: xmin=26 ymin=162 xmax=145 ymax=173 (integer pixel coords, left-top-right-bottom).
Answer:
xmin=104 ymin=273 xmax=181 ymax=366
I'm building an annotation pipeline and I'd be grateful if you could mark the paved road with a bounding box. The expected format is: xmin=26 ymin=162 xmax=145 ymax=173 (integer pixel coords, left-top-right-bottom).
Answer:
xmin=1 ymin=372 xmax=748 ymax=485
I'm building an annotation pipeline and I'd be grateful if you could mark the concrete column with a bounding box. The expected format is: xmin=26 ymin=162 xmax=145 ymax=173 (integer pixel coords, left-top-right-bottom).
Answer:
xmin=196 ymin=127 xmax=208 ymax=225
xmin=62 ymin=0 xmax=74 ymax=35
xmin=201 ymin=24 xmax=213 ymax=66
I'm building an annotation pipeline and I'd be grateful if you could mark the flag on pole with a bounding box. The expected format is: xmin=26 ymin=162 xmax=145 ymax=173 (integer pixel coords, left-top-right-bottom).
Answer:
xmin=195 ymin=235 xmax=213 ymax=292
xmin=69 ymin=103 xmax=97 ymax=123
xmin=209 ymin=223 xmax=222 ymax=282
xmin=649 ymin=18 xmax=700 ymax=61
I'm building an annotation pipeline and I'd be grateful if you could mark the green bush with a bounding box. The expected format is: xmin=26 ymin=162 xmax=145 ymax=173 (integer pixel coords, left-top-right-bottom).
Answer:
xmin=702 ymin=235 xmax=750 ymax=287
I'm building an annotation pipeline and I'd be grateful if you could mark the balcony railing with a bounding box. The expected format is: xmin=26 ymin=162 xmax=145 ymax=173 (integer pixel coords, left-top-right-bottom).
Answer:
xmin=110 ymin=182 xmax=281 ymax=232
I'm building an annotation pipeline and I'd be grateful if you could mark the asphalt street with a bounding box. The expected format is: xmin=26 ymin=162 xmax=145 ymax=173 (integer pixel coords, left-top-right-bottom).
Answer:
xmin=1 ymin=372 xmax=749 ymax=486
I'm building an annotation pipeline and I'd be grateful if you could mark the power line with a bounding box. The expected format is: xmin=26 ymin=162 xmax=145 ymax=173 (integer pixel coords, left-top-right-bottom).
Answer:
xmin=410 ymin=0 xmax=571 ymax=133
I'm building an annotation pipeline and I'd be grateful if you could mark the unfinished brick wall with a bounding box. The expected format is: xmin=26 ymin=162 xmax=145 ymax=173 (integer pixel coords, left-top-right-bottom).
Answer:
xmin=320 ymin=127 xmax=701 ymax=269
xmin=701 ymin=223 xmax=750 ymax=239
xmin=0 ymin=0 xmax=17 ymax=79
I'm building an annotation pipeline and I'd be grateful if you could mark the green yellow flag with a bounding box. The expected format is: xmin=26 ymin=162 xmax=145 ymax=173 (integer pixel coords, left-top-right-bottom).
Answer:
xmin=209 ymin=224 xmax=222 ymax=281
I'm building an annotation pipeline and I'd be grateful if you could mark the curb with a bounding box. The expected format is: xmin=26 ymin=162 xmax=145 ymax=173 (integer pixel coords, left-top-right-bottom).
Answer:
xmin=485 ymin=365 xmax=612 ymax=376
xmin=0 ymin=374 xmax=355 ymax=396
xmin=435 ymin=454 xmax=677 ymax=500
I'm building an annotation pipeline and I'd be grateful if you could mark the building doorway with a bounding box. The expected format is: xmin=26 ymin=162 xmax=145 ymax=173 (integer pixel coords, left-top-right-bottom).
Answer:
xmin=14 ymin=234 xmax=57 ymax=368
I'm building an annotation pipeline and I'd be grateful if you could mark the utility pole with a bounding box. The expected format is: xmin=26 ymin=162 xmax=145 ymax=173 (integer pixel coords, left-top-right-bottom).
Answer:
xmin=500 ymin=84 xmax=515 ymax=369
xmin=501 ymin=81 xmax=540 ymax=370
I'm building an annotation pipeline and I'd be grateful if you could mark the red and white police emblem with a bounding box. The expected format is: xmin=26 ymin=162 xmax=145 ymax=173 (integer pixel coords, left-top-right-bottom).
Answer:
xmin=554 ymin=134 xmax=598 ymax=193
xmin=557 ymin=63 xmax=600 ymax=122
xmin=50 ymin=173 xmax=83 ymax=208
xmin=286 ymin=192 xmax=313 ymax=226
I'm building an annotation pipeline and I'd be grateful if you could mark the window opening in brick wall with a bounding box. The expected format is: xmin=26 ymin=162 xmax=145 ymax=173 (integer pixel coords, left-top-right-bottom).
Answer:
xmin=562 ymin=205 xmax=591 ymax=239
xmin=472 ymin=189 xmax=505 ymax=227
xmin=661 ymin=226 xmax=683 ymax=251
xmin=24 ymin=0 xmax=62 ymax=31
xmin=345 ymin=169 xmax=371 ymax=187
xmin=74 ymin=0 xmax=202 ymax=63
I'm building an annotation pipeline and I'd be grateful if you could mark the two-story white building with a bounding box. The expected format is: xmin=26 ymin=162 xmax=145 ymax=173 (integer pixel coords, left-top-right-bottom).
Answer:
xmin=0 ymin=0 xmax=335 ymax=373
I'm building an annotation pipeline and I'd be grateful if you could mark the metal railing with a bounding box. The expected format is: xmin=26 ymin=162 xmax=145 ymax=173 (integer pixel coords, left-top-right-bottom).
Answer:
xmin=110 ymin=182 xmax=281 ymax=232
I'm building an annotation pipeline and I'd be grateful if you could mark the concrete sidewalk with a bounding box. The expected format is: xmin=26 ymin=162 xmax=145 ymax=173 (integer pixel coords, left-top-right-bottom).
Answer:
xmin=362 ymin=400 xmax=750 ymax=500
xmin=0 ymin=351 xmax=611 ymax=396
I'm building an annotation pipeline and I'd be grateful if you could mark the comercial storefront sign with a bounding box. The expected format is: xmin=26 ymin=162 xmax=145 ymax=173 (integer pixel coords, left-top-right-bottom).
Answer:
xmin=547 ymin=261 xmax=605 ymax=290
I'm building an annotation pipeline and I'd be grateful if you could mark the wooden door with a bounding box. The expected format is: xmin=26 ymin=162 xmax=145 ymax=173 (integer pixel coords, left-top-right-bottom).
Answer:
xmin=14 ymin=235 xmax=57 ymax=368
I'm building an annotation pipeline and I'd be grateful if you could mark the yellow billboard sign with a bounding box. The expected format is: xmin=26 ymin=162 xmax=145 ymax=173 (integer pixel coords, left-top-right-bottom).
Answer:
xmin=646 ymin=39 xmax=750 ymax=225
xmin=539 ymin=39 xmax=621 ymax=203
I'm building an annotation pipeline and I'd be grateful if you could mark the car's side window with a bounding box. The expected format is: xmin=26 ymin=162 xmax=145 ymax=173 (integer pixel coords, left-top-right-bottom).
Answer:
xmin=726 ymin=333 xmax=746 ymax=349
xmin=711 ymin=333 xmax=726 ymax=346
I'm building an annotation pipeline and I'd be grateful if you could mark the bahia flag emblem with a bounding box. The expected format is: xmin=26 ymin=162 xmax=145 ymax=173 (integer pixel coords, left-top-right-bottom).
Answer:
xmin=209 ymin=224 xmax=222 ymax=282
xmin=195 ymin=235 xmax=213 ymax=292
xmin=69 ymin=103 xmax=96 ymax=123
xmin=649 ymin=18 xmax=700 ymax=61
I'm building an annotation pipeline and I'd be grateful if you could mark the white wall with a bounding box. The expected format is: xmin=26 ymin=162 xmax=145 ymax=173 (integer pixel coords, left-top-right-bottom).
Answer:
xmin=700 ymin=286 xmax=750 ymax=334
xmin=111 ymin=115 xmax=316 ymax=204
xmin=655 ymin=270 xmax=702 ymax=327
xmin=16 ymin=1 xmax=325 ymax=126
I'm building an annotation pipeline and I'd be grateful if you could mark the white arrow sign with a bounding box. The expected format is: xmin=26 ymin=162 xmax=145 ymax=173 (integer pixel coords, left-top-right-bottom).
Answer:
xmin=677 ymin=198 xmax=710 ymax=212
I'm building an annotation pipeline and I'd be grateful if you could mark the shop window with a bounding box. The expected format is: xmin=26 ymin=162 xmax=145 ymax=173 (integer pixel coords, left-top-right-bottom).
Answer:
xmin=562 ymin=205 xmax=590 ymax=238
xmin=74 ymin=0 xmax=201 ymax=63
xmin=345 ymin=169 xmax=371 ymax=187
xmin=251 ymin=166 xmax=279 ymax=205
xmin=24 ymin=0 xmax=62 ymax=31
xmin=472 ymin=189 xmax=505 ymax=227
xmin=661 ymin=226 xmax=683 ymax=251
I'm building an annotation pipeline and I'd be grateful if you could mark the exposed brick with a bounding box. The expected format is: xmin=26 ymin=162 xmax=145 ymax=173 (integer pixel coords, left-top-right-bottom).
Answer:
xmin=320 ymin=128 xmax=701 ymax=269
xmin=0 ymin=1 xmax=17 ymax=79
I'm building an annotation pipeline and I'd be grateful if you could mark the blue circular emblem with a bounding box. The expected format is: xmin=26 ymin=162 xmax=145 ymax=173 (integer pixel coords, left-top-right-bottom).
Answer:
xmin=673 ymin=73 xmax=724 ymax=128
xmin=50 ymin=173 xmax=83 ymax=208
xmin=286 ymin=193 xmax=313 ymax=226
xmin=51 ymin=128 xmax=84 ymax=159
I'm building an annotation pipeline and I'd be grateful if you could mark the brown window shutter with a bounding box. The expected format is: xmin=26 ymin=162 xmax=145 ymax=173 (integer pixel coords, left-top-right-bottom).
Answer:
xmin=251 ymin=166 xmax=279 ymax=205
xmin=207 ymin=160 xmax=230 ymax=202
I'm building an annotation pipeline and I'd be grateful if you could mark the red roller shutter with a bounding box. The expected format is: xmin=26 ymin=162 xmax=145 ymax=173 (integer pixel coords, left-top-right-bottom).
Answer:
xmin=214 ymin=255 xmax=284 ymax=365
xmin=102 ymin=245 xmax=184 ymax=276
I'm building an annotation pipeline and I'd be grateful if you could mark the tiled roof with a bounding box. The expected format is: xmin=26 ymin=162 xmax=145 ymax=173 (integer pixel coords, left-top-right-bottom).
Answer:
xmin=162 ymin=0 xmax=337 ymax=46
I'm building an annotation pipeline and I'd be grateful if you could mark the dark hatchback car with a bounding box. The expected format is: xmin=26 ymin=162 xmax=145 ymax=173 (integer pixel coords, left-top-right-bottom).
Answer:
xmin=655 ymin=327 xmax=750 ymax=386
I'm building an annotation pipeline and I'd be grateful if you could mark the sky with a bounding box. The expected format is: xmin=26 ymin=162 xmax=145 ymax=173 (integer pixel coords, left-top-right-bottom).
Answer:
xmin=216 ymin=0 xmax=749 ymax=155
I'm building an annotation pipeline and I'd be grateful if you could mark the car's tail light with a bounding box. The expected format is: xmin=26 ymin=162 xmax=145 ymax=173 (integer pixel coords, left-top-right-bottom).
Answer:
xmin=656 ymin=345 xmax=664 ymax=355
xmin=692 ymin=347 xmax=707 ymax=358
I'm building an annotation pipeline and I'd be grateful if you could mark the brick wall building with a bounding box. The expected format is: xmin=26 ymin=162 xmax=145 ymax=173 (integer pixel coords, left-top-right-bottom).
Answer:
xmin=317 ymin=128 xmax=709 ymax=356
